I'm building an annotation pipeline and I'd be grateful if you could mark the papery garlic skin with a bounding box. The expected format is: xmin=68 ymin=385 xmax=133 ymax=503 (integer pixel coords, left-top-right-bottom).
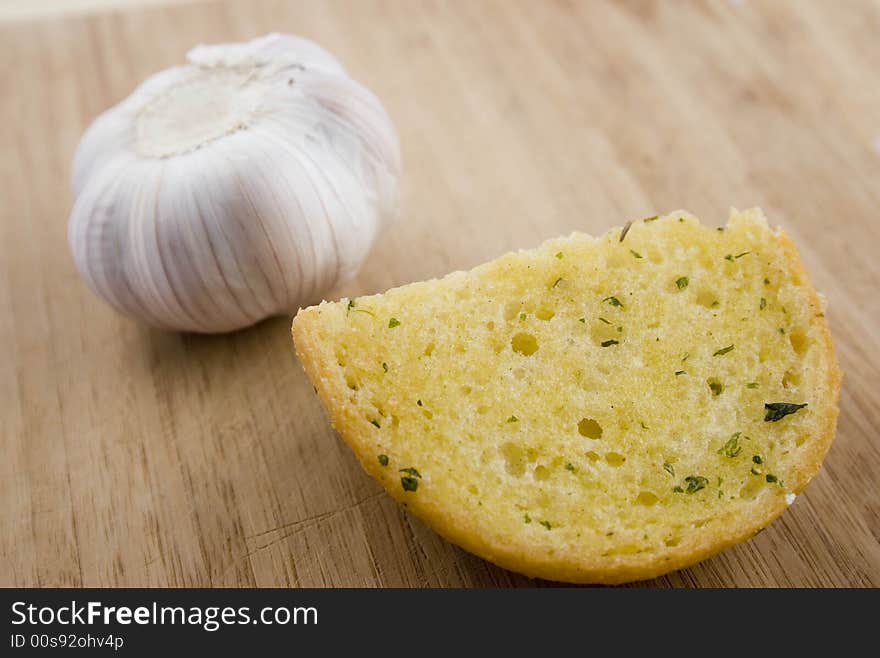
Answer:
xmin=69 ymin=34 xmax=400 ymax=333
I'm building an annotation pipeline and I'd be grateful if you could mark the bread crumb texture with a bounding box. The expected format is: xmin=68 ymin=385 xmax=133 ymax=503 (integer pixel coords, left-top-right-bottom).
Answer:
xmin=292 ymin=209 xmax=840 ymax=583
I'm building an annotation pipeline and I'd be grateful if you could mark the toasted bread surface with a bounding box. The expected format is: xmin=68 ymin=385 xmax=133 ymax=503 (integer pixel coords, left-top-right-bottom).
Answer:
xmin=292 ymin=209 xmax=840 ymax=584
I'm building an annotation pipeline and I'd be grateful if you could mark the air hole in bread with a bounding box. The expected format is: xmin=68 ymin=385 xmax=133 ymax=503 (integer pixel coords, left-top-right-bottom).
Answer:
xmin=503 ymin=301 xmax=520 ymax=321
xmin=512 ymin=332 xmax=539 ymax=356
xmin=695 ymin=289 xmax=717 ymax=308
xmin=739 ymin=478 xmax=763 ymax=500
xmin=636 ymin=491 xmax=658 ymax=506
xmin=707 ymin=377 xmax=724 ymax=396
xmin=512 ymin=367 xmax=526 ymax=380
xmin=782 ymin=369 xmax=801 ymax=389
xmin=485 ymin=321 xmax=495 ymax=331
xmin=536 ymin=305 xmax=555 ymax=321
xmin=578 ymin=418 xmax=603 ymax=439
xmin=789 ymin=328 xmax=809 ymax=355
xmin=664 ymin=536 xmax=682 ymax=547
xmin=585 ymin=451 xmax=600 ymax=462
xmin=605 ymin=452 xmax=626 ymax=467
xmin=500 ymin=442 xmax=527 ymax=477
xmin=533 ymin=465 xmax=550 ymax=481
xmin=795 ymin=434 xmax=807 ymax=446
xmin=424 ymin=342 xmax=435 ymax=356
xmin=589 ymin=322 xmax=617 ymax=346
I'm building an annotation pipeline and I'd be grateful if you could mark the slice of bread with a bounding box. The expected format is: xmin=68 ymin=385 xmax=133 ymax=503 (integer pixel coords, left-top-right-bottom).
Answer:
xmin=291 ymin=209 xmax=840 ymax=584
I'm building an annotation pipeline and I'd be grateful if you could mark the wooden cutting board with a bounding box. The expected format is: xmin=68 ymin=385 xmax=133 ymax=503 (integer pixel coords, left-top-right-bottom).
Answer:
xmin=2 ymin=0 xmax=878 ymax=587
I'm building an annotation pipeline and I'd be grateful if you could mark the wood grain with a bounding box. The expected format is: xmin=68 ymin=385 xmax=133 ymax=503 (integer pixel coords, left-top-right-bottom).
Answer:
xmin=1 ymin=0 xmax=878 ymax=587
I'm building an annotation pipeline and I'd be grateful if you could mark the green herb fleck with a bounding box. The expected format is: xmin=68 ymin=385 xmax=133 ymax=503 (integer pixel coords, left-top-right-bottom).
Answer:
xmin=602 ymin=296 xmax=624 ymax=308
xmin=388 ymin=317 xmax=400 ymax=328
xmin=679 ymin=217 xmax=685 ymax=223
xmin=684 ymin=475 xmax=709 ymax=494
xmin=630 ymin=249 xmax=643 ymax=259
xmin=519 ymin=313 xmax=526 ymax=321
xmin=643 ymin=215 xmax=659 ymax=223
xmin=382 ymin=362 xmax=388 ymax=373
xmin=675 ymin=370 xmax=686 ymax=376
xmin=718 ymin=433 xmax=742 ymax=458
xmin=746 ymin=382 xmax=759 ymax=389
xmin=735 ymin=251 xmax=751 ymax=259
xmin=752 ymin=455 xmax=763 ymax=464
xmin=682 ymin=352 xmax=690 ymax=362
xmin=725 ymin=254 xmax=734 ymax=261
xmin=640 ymin=421 xmax=649 ymax=429
xmin=713 ymin=345 xmax=735 ymax=356
xmin=766 ymin=474 xmax=778 ymax=483
xmin=378 ymin=454 xmax=389 ymax=466
xmin=663 ymin=462 xmax=676 ymax=477
xmin=417 ymin=399 xmax=423 ymax=406
xmin=346 ymin=300 xmax=375 ymax=317
xmin=555 ymin=251 xmax=564 ymax=259
xmin=539 ymin=520 xmax=552 ymax=530
xmin=598 ymin=317 xmax=612 ymax=324
xmin=401 ymin=476 xmax=419 ymax=492
xmin=675 ymin=276 xmax=689 ymax=290
xmin=565 ymin=462 xmax=577 ymax=472
xmin=709 ymin=381 xmax=723 ymax=395
xmin=619 ymin=221 xmax=633 ymax=242
xmin=673 ymin=486 xmax=684 ymax=493
xmin=507 ymin=415 xmax=518 ymax=423
xmin=370 ymin=419 xmax=381 ymax=428
xmin=524 ymin=513 xmax=532 ymax=523
xmin=578 ymin=317 xmax=586 ymax=323
xmin=779 ymin=328 xmax=785 ymax=334
xmin=759 ymin=297 xmax=767 ymax=310
xmin=764 ymin=402 xmax=808 ymax=422
xmin=764 ymin=278 xmax=770 ymax=285
xmin=400 ymin=467 xmax=422 ymax=478
xmin=600 ymin=339 xmax=619 ymax=347
xmin=550 ymin=277 xmax=563 ymax=288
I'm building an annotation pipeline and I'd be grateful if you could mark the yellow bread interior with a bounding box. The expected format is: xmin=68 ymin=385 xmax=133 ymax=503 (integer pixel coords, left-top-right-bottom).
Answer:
xmin=292 ymin=209 xmax=840 ymax=584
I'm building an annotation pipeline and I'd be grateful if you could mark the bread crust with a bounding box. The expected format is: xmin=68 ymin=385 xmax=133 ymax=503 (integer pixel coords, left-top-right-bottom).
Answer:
xmin=291 ymin=215 xmax=841 ymax=585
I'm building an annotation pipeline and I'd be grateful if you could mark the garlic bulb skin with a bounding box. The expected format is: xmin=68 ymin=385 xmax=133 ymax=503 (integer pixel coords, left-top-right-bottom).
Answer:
xmin=69 ymin=33 xmax=400 ymax=333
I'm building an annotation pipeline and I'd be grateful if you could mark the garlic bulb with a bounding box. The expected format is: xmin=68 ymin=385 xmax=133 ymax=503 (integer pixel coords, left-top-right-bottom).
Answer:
xmin=69 ymin=33 xmax=400 ymax=333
